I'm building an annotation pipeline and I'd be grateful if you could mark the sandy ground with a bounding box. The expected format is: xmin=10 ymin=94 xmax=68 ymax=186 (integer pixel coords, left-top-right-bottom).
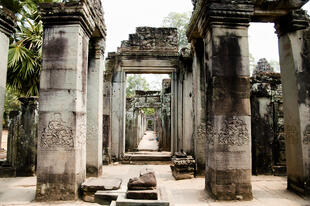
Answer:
xmin=137 ymin=131 xmax=159 ymax=151
xmin=0 ymin=164 xmax=309 ymax=206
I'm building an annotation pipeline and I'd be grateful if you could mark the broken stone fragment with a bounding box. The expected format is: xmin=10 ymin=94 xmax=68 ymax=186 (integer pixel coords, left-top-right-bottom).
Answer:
xmin=81 ymin=177 xmax=122 ymax=203
xmin=127 ymin=171 xmax=157 ymax=190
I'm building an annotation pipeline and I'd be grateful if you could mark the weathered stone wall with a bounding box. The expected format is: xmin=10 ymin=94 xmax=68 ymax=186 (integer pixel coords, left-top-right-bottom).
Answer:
xmin=251 ymin=72 xmax=285 ymax=175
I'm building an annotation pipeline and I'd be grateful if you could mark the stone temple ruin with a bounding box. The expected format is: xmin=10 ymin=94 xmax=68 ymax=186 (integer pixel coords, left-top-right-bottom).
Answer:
xmin=0 ymin=0 xmax=309 ymax=204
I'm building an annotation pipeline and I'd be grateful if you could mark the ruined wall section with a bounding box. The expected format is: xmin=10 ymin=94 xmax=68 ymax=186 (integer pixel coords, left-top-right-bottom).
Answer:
xmin=251 ymin=71 xmax=285 ymax=175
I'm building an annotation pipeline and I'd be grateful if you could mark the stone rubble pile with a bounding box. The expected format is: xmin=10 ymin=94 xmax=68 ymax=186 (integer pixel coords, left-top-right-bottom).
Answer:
xmin=127 ymin=169 xmax=158 ymax=200
xmin=170 ymin=152 xmax=196 ymax=180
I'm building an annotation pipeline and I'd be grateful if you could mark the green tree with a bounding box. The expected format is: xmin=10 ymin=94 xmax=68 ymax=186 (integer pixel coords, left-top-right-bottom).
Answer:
xmin=126 ymin=75 xmax=150 ymax=98
xmin=3 ymin=88 xmax=21 ymax=128
xmin=162 ymin=12 xmax=191 ymax=49
xmin=269 ymin=59 xmax=280 ymax=73
xmin=1 ymin=0 xmax=60 ymax=97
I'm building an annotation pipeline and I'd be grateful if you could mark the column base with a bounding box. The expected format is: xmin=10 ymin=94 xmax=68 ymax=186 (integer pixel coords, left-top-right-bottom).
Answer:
xmin=36 ymin=182 xmax=77 ymax=201
xmin=86 ymin=164 xmax=102 ymax=177
xmin=287 ymin=177 xmax=310 ymax=197
xmin=206 ymin=168 xmax=253 ymax=200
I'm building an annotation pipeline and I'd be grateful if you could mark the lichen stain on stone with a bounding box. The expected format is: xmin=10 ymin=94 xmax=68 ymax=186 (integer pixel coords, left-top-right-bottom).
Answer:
xmin=44 ymin=30 xmax=68 ymax=58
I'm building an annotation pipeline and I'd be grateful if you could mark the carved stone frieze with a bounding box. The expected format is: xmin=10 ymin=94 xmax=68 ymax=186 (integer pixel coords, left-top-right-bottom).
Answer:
xmin=218 ymin=117 xmax=249 ymax=146
xmin=40 ymin=116 xmax=74 ymax=150
xmin=303 ymin=125 xmax=310 ymax=144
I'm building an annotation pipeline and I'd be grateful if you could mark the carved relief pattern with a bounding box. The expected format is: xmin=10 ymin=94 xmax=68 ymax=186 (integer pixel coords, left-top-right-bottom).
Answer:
xmin=41 ymin=117 xmax=74 ymax=150
xmin=303 ymin=125 xmax=310 ymax=144
xmin=218 ymin=117 xmax=249 ymax=146
xmin=196 ymin=123 xmax=207 ymax=144
xmin=206 ymin=122 xmax=216 ymax=145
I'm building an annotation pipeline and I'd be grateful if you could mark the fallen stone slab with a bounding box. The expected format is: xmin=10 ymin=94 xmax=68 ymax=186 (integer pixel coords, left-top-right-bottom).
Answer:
xmin=127 ymin=189 xmax=158 ymax=200
xmin=81 ymin=177 xmax=122 ymax=202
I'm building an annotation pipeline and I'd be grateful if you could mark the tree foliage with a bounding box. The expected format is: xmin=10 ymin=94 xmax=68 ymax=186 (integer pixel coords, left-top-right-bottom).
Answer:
xmin=0 ymin=0 xmax=60 ymax=97
xmin=3 ymin=88 xmax=21 ymax=128
xmin=162 ymin=12 xmax=191 ymax=49
xmin=126 ymin=75 xmax=150 ymax=98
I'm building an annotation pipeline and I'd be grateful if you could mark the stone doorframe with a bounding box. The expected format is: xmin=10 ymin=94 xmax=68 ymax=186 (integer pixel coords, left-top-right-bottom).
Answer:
xmin=107 ymin=54 xmax=178 ymax=160
xmin=188 ymin=0 xmax=310 ymax=200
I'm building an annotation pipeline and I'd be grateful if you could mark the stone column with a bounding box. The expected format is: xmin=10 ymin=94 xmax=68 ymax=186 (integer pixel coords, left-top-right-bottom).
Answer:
xmin=0 ymin=8 xmax=16 ymax=149
xmin=204 ymin=3 xmax=253 ymax=200
xmin=36 ymin=5 xmax=91 ymax=201
xmin=182 ymin=66 xmax=194 ymax=154
xmin=111 ymin=69 xmax=125 ymax=160
xmin=16 ymin=97 xmax=38 ymax=176
xmin=86 ymin=38 xmax=105 ymax=177
xmin=192 ymin=38 xmax=207 ymax=172
xmin=276 ymin=10 xmax=310 ymax=196
xmin=103 ymin=70 xmax=112 ymax=164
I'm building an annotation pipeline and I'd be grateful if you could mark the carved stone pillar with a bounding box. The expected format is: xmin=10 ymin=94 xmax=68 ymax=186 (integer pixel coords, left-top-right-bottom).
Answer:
xmin=36 ymin=1 xmax=106 ymax=200
xmin=191 ymin=38 xmax=207 ymax=172
xmin=0 ymin=8 xmax=16 ymax=149
xmin=203 ymin=2 xmax=254 ymax=200
xmin=276 ymin=10 xmax=310 ymax=196
xmin=86 ymin=38 xmax=105 ymax=177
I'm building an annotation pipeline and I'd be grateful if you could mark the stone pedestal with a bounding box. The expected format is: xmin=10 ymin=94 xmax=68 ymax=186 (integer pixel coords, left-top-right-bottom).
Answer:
xmin=204 ymin=18 xmax=253 ymax=200
xmin=86 ymin=38 xmax=105 ymax=177
xmin=277 ymin=12 xmax=310 ymax=196
xmin=0 ymin=8 xmax=16 ymax=149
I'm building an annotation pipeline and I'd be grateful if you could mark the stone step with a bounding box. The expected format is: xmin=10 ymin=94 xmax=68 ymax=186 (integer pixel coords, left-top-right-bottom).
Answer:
xmin=95 ymin=189 xmax=126 ymax=205
xmin=116 ymin=194 xmax=169 ymax=206
xmin=122 ymin=152 xmax=171 ymax=163
xmin=0 ymin=166 xmax=16 ymax=177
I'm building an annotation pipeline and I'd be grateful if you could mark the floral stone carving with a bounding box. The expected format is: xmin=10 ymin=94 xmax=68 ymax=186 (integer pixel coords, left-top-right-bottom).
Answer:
xmin=218 ymin=117 xmax=249 ymax=146
xmin=41 ymin=116 xmax=74 ymax=150
xmin=303 ymin=125 xmax=310 ymax=144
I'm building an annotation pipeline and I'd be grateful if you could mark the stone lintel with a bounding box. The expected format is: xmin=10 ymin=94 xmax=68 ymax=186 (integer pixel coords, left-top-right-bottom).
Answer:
xmin=39 ymin=0 xmax=106 ymax=38
xmin=0 ymin=7 xmax=16 ymax=36
xmin=275 ymin=9 xmax=310 ymax=36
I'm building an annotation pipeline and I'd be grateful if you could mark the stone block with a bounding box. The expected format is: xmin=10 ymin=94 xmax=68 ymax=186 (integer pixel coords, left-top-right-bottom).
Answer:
xmin=81 ymin=177 xmax=122 ymax=203
xmin=127 ymin=171 xmax=157 ymax=190
xmin=126 ymin=190 xmax=158 ymax=200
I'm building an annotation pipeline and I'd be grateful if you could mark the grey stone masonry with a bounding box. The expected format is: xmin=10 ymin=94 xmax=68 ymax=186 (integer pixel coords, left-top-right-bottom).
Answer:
xmin=0 ymin=7 xmax=16 ymax=150
xmin=276 ymin=10 xmax=310 ymax=197
xmin=188 ymin=1 xmax=254 ymax=200
xmin=36 ymin=0 xmax=106 ymax=201
xmin=86 ymin=38 xmax=105 ymax=177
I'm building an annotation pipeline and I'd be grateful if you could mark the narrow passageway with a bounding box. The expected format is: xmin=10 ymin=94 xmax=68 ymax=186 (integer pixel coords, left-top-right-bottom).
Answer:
xmin=137 ymin=131 xmax=158 ymax=151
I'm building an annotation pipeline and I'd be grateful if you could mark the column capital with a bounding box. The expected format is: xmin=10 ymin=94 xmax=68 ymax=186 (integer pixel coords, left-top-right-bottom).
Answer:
xmin=39 ymin=0 xmax=106 ymax=38
xmin=0 ymin=7 xmax=16 ymax=36
xmin=275 ymin=9 xmax=310 ymax=36
xmin=187 ymin=1 xmax=254 ymax=40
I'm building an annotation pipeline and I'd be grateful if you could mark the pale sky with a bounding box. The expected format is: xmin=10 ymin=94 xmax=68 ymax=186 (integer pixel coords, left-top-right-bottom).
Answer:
xmin=102 ymin=0 xmax=310 ymax=87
